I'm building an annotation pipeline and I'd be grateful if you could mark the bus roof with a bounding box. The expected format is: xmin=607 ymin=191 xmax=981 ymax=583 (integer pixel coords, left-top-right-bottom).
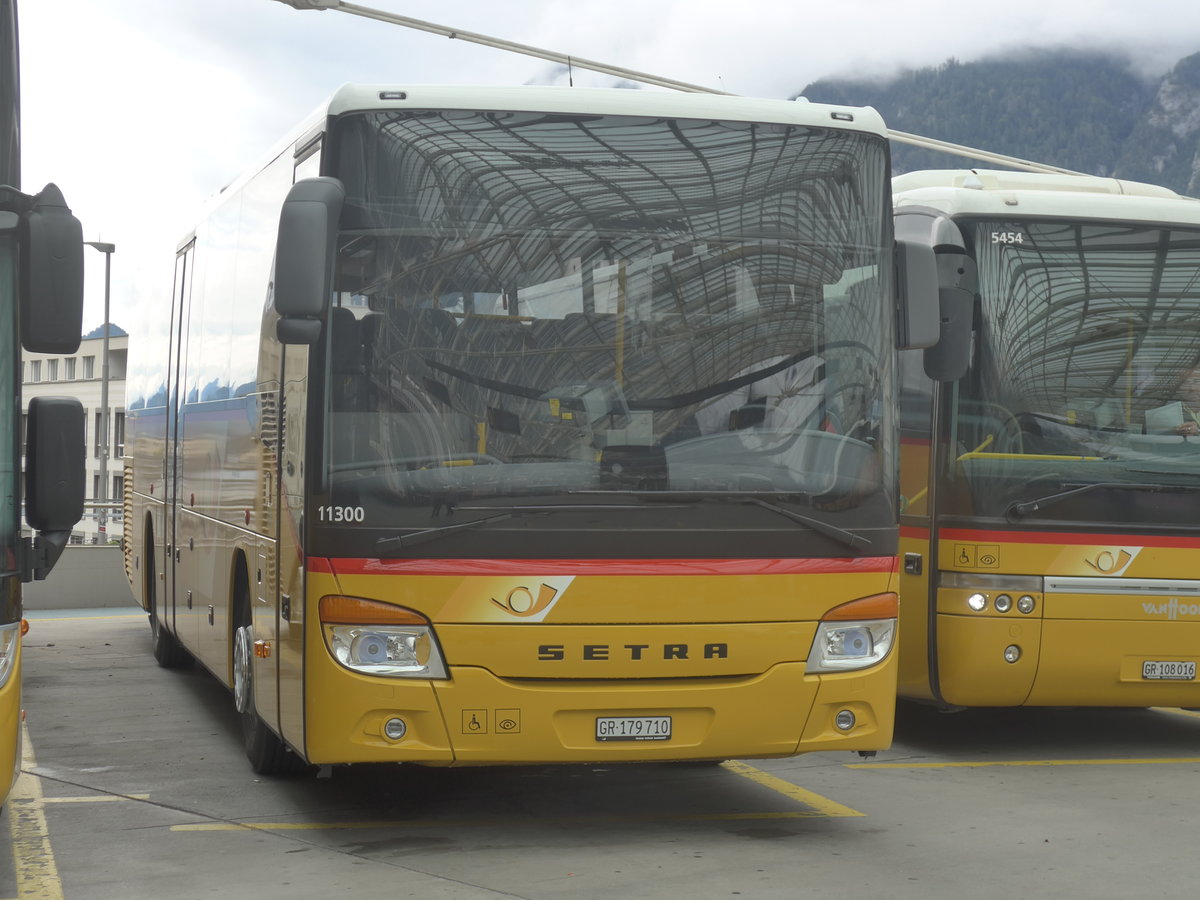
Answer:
xmin=322 ymin=83 xmax=889 ymax=138
xmin=185 ymin=84 xmax=892 ymax=251
xmin=892 ymin=168 xmax=1200 ymax=225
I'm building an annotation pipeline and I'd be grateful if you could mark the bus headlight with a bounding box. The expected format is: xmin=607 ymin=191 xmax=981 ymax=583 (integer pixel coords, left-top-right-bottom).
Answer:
xmin=806 ymin=593 xmax=897 ymax=673
xmin=320 ymin=596 xmax=448 ymax=679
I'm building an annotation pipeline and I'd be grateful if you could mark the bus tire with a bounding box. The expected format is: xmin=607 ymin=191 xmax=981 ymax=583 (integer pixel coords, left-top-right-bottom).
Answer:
xmin=146 ymin=528 xmax=190 ymax=669
xmin=232 ymin=573 xmax=303 ymax=776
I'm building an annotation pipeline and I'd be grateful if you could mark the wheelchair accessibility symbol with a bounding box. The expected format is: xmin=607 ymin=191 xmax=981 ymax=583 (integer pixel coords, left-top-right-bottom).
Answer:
xmin=954 ymin=544 xmax=1000 ymax=569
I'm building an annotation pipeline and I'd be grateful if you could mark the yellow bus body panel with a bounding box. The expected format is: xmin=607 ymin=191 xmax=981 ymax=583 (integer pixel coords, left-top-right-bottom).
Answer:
xmin=934 ymin=613 xmax=1043 ymax=706
xmin=932 ymin=532 xmax=1200 ymax=707
xmin=897 ymin=528 xmax=935 ymax=701
xmin=0 ymin=639 xmax=20 ymax=806
xmin=302 ymin=565 xmax=897 ymax=765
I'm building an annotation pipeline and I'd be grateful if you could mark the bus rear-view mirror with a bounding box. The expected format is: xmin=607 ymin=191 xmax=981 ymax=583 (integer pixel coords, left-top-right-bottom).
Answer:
xmin=19 ymin=183 xmax=84 ymax=354
xmin=274 ymin=176 xmax=345 ymax=344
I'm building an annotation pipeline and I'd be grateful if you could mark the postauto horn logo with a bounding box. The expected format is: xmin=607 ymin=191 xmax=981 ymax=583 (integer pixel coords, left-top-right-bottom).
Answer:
xmin=491 ymin=583 xmax=563 ymax=619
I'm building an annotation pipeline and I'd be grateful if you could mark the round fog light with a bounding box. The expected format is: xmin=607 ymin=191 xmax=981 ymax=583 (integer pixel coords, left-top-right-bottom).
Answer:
xmin=1017 ymin=595 xmax=1036 ymax=614
xmin=835 ymin=709 xmax=856 ymax=731
xmin=383 ymin=717 xmax=408 ymax=741
xmin=1003 ymin=645 xmax=1021 ymax=664
xmin=967 ymin=592 xmax=988 ymax=612
xmin=994 ymin=594 xmax=1013 ymax=613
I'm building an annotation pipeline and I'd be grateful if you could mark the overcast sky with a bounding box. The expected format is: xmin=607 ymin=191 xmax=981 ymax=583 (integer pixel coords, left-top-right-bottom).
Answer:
xmin=15 ymin=0 xmax=1200 ymax=332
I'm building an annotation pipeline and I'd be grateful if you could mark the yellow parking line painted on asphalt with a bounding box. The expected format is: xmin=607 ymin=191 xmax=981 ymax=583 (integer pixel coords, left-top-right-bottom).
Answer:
xmin=41 ymin=794 xmax=150 ymax=804
xmin=7 ymin=723 xmax=64 ymax=900
xmin=720 ymin=760 xmax=865 ymax=817
xmin=848 ymin=757 xmax=1200 ymax=769
xmin=1156 ymin=707 xmax=1200 ymax=720
xmin=23 ymin=613 xmax=144 ymax=622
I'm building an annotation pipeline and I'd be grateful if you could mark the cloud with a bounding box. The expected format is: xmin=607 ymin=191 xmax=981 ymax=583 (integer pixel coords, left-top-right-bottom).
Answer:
xmin=13 ymin=0 xmax=1199 ymax=332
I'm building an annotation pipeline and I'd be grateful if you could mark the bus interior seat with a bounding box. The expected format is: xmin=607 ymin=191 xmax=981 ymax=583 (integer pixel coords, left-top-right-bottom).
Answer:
xmin=415 ymin=307 xmax=457 ymax=348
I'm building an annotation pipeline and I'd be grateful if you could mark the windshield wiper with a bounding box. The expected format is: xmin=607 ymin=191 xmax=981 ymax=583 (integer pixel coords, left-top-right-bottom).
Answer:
xmin=573 ymin=490 xmax=872 ymax=552
xmin=374 ymin=503 xmax=692 ymax=551
xmin=1006 ymin=481 xmax=1200 ymax=521
xmin=376 ymin=512 xmax=514 ymax=550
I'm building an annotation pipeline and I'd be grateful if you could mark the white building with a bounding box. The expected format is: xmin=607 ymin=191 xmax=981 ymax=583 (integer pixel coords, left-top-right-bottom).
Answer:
xmin=21 ymin=324 xmax=128 ymax=545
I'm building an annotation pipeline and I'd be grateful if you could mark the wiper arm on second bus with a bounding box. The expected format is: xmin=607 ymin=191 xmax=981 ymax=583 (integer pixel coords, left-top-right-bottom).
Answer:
xmin=574 ymin=490 xmax=872 ymax=552
xmin=1005 ymin=481 xmax=1200 ymax=522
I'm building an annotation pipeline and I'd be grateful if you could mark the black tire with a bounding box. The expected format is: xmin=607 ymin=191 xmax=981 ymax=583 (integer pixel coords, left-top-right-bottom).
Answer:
xmin=232 ymin=568 xmax=304 ymax=775
xmin=147 ymin=530 xmax=191 ymax=669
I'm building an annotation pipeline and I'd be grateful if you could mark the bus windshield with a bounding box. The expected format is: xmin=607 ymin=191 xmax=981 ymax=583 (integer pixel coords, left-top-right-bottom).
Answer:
xmin=945 ymin=219 xmax=1200 ymax=526
xmin=317 ymin=109 xmax=894 ymax=556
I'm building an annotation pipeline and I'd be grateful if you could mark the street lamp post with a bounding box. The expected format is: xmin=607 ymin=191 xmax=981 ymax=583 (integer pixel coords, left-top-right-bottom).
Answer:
xmin=84 ymin=241 xmax=114 ymax=541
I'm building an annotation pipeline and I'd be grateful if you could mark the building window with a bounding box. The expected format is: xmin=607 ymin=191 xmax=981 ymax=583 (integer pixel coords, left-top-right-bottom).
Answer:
xmin=83 ymin=355 xmax=95 ymax=379
xmin=65 ymin=357 xmax=76 ymax=380
xmin=29 ymin=360 xmax=41 ymax=383
xmin=113 ymin=412 xmax=126 ymax=457
xmin=94 ymin=411 xmax=104 ymax=458
xmin=47 ymin=359 xmax=58 ymax=381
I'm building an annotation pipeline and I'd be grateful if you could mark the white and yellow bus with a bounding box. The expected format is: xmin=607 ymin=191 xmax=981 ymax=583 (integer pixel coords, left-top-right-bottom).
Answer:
xmin=895 ymin=169 xmax=1200 ymax=708
xmin=1 ymin=0 xmax=85 ymax=807
xmin=124 ymin=85 xmax=943 ymax=773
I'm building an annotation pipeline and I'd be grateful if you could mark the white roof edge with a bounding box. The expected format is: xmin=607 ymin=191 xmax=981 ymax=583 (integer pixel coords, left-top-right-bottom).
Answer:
xmin=321 ymin=83 xmax=890 ymax=137
xmin=893 ymin=168 xmax=1200 ymax=224
xmin=190 ymin=84 xmax=889 ymax=235
xmin=893 ymin=168 xmax=1183 ymax=199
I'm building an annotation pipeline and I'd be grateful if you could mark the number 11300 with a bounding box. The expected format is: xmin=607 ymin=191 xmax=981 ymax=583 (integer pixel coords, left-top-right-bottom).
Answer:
xmin=318 ymin=505 xmax=365 ymax=523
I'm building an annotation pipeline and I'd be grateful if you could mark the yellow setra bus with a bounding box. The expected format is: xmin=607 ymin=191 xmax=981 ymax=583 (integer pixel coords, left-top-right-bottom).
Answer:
xmin=895 ymin=168 xmax=1200 ymax=708
xmin=123 ymin=85 xmax=944 ymax=773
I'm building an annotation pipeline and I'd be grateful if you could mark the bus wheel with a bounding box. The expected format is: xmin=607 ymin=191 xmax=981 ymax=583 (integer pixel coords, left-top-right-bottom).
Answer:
xmin=150 ymin=605 xmax=191 ymax=669
xmin=232 ymin=595 xmax=303 ymax=775
xmin=146 ymin=535 xmax=190 ymax=669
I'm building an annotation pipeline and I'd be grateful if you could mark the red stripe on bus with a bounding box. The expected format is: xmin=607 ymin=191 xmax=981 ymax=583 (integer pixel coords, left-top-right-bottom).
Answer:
xmin=309 ymin=556 xmax=898 ymax=577
xmin=938 ymin=528 xmax=1200 ymax=549
xmin=307 ymin=557 xmax=335 ymax=574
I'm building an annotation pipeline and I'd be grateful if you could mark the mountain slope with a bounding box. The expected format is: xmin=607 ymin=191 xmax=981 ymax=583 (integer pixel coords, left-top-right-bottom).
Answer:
xmin=801 ymin=50 xmax=1200 ymax=195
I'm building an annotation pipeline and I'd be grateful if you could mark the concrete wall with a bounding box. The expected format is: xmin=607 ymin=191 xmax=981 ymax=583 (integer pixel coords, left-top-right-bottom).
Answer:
xmin=22 ymin=545 xmax=139 ymax=610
